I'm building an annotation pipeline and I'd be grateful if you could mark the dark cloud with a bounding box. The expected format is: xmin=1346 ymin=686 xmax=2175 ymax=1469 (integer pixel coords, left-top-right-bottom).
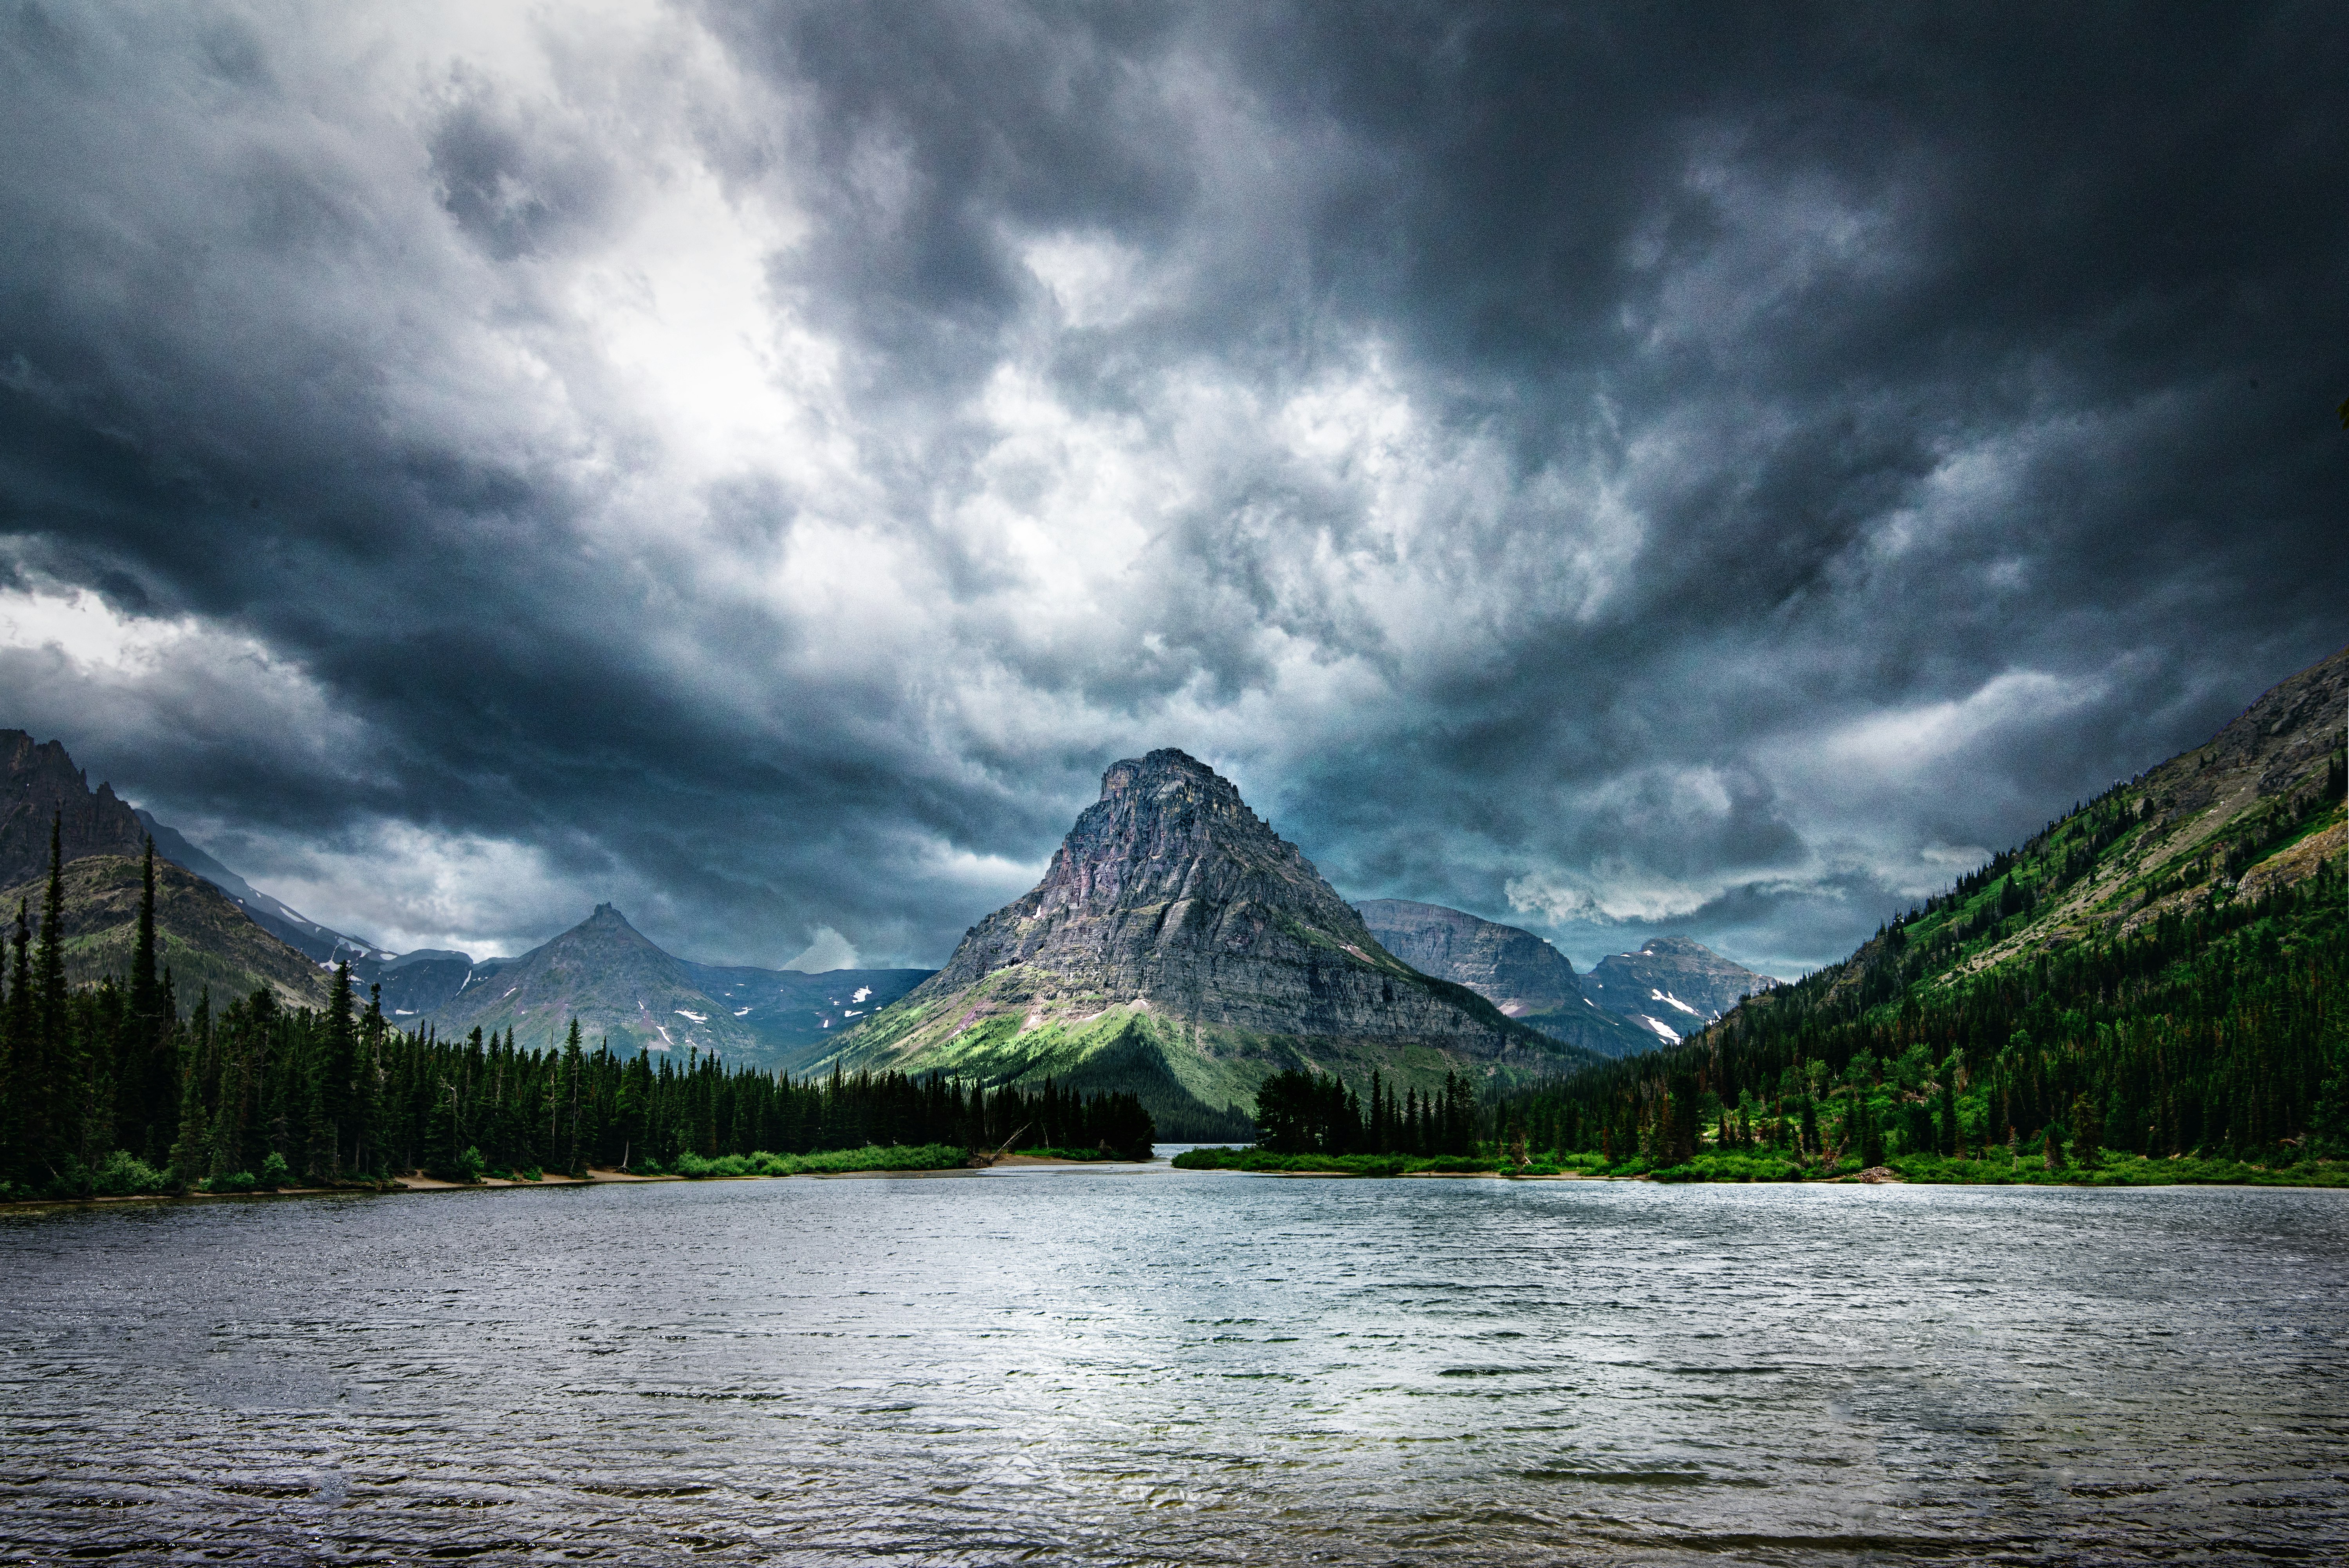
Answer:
xmin=0 ymin=0 xmax=2340 ymax=977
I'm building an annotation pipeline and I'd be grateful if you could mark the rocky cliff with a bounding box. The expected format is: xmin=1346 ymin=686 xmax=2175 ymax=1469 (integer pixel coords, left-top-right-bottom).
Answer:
xmin=0 ymin=731 xmax=148 ymax=888
xmin=1357 ymin=899 xmax=1656 ymax=1057
xmin=830 ymin=749 xmax=1599 ymax=1135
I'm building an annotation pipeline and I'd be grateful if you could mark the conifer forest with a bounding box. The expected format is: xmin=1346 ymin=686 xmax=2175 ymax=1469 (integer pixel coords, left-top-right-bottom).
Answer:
xmin=0 ymin=826 xmax=1154 ymax=1200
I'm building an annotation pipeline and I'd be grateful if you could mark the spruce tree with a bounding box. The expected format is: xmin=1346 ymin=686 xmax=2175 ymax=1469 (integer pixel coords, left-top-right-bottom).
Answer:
xmin=312 ymin=962 xmax=357 ymax=1180
xmin=562 ymin=1019 xmax=585 ymax=1173
xmin=0 ymin=902 xmax=14 ymax=1186
xmin=2069 ymin=1092 xmax=2102 ymax=1169
xmin=32 ymin=816 xmax=70 ymax=1184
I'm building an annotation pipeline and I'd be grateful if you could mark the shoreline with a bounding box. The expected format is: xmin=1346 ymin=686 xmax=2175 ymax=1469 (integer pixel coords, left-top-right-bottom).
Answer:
xmin=0 ymin=1153 xmax=1131 ymax=1211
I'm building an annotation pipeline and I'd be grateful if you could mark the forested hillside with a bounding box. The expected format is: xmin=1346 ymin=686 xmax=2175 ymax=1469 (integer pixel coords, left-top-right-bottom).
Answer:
xmin=1490 ymin=647 xmax=2349 ymax=1181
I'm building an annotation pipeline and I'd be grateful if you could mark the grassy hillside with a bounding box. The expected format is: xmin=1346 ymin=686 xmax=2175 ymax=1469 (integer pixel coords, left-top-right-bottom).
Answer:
xmin=0 ymin=855 xmax=330 ymax=1012
xmin=1490 ymin=646 xmax=2348 ymax=1178
xmin=824 ymin=960 xmax=1595 ymax=1140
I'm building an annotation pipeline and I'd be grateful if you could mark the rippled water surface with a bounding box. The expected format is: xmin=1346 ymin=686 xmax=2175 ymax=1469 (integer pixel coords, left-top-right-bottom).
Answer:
xmin=5 ymin=1163 xmax=2348 ymax=1565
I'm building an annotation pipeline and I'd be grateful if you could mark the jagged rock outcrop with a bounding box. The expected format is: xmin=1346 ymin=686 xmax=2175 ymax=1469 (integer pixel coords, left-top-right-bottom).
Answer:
xmin=1357 ymin=898 xmax=1656 ymax=1057
xmin=1582 ymin=936 xmax=1780 ymax=1042
xmin=0 ymin=731 xmax=148 ymax=888
xmin=832 ymin=749 xmax=1598 ymax=1134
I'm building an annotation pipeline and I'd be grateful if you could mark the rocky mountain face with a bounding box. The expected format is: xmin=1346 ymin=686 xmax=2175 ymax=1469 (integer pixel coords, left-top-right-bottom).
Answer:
xmin=1357 ymin=899 xmax=1657 ymax=1057
xmin=0 ymin=854 xmax=329 ymax=1011
xmin=421 ymin=903 xmax=758 ymax=1057
xmin=1582 ymin=937 xmax=1781 ymax=1043
xmin=0 ymin=731 xmax=148 ymax=888
xmin=831 ymin=749 xmax=1598 ymax=1135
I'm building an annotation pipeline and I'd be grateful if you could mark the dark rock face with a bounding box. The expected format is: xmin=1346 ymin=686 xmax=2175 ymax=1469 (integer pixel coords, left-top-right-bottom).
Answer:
xmin=0 ymin=731 xmax=148 ymax=888
xmin=1584 ymin=936 xmax=1779 ymax=1041
xmin=913 ymin=749 xmax=1526 ymax=1048
xmin=1356 ymin=899 xmax=1582 ymax=1014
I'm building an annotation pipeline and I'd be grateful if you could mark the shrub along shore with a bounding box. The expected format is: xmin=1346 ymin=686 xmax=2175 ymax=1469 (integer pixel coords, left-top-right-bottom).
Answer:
xmin=1 ymin=1142 xmax=1141 ymax=1206
xmin=1173 ymin=1143 xmax=2349 ymax=1185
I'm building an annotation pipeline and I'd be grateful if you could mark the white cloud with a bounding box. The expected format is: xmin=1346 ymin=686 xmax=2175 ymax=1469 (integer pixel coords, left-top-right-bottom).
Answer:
xmin=783 ymin=925 xmax=859 ymax=973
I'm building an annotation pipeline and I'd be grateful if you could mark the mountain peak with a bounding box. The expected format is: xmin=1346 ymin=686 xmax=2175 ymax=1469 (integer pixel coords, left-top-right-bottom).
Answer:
xmin=1588 ymin=937 xmax=1779 ymax=1039
xmin=835 ymin=751 xmax=1595 ymax=1137
xmin=0 ymin=729 xmax=150 ymax=888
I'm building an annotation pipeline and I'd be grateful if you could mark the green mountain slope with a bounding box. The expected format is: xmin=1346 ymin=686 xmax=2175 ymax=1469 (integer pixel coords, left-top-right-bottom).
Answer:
xmin=1494 ymin=644 xmax=2348 ymax=1171
xmin=0 ymin=855 xmax=330 ymax=1012
xmin=825 ymin=750 xmax=1600 ymax=1138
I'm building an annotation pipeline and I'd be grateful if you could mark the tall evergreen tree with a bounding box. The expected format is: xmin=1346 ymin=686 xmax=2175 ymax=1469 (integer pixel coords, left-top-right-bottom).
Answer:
xmin=561 ymin=1018 xmax=585 ymax=1173
xmin=310 ymin=962 xmax=358 ymax=1180
xmin=31 ymin=816 xmax=70 ymax=1180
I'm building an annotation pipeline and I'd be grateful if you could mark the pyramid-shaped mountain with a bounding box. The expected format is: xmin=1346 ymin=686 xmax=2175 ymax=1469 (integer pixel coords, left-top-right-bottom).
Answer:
xmin=425 ymin=903 xmax=760 ymax=1059
xmin=829 ymin=749 xmax=1599 ymax=1136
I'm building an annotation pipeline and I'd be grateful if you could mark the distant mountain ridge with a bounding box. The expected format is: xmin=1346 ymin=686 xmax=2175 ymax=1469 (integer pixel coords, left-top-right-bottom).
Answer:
xmin=829 ymin=749 xmax=1599 ymax=1135
xmin=133 ymin=810 xmax=392 ymax=965
xmin=1499 ymin=642 xmax=2349 ymax=1171
xmin=1356 ymin=899 xmax=1657 ymax=1057
xmin=396 ymin=904 xmax=927 ymax=1068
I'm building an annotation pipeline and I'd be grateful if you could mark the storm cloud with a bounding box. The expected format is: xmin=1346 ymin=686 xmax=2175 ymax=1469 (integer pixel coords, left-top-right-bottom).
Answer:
xmin=0 ymin=0 xmax=2342 ymax=978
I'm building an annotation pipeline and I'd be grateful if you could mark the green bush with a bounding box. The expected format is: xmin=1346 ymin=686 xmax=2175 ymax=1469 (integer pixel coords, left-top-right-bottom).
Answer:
xmin=207 ymin=1171 xmax=256 ymax=1194
xmin=426 ymin=1146 xmax=485 ymax=1184
xmin=670 ymin=1144 xmax=970 ymax=1177
xmin=256 ymin=1152 xmax=293 ymax=1191
xmin=91 ymin=1151 xmax=172 ymax=1196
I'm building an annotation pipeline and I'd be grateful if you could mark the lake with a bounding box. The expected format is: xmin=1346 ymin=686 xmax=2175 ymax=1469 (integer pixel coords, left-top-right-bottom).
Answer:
xmin=5 ymin=1160 xmax=2346 ymax=1564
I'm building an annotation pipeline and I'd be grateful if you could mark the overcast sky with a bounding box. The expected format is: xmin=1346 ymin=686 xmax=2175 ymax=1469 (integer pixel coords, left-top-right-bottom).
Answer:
xmin=1 ymin=2 xmax=2342 ymax=978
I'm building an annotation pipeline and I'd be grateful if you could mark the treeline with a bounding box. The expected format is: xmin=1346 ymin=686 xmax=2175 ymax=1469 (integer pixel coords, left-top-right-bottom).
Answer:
xmin=0 ymin=823 xmax=1153 ymax=1199
xmin=1490 ymin=857 xmax=2347 ymax=1172
xmin=1253 ymin=1067 xmax=1478 ymax=1156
